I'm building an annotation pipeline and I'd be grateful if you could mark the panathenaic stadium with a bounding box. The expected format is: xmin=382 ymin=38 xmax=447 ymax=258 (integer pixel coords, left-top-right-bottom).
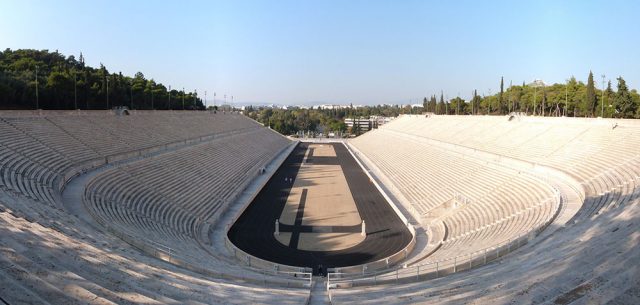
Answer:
xmin=0 ymin=110 xmax=638 ymax=305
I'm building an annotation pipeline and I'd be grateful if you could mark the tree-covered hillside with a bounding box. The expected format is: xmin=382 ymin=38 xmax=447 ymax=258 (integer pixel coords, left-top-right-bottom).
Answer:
xmin=422 ymin=72 xmax=640 ymax=119
xmin=0 ymin=49 xmax=204 ymax=110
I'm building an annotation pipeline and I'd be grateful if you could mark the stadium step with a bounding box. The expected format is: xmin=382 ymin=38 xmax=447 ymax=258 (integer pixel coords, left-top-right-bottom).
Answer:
xmin=309 ymin=277 xmax=330 ymax=305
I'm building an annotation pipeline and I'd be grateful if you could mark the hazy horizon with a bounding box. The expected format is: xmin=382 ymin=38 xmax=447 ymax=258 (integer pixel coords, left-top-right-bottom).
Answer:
xmin=2 ymin=0 xmax=638 ymax=105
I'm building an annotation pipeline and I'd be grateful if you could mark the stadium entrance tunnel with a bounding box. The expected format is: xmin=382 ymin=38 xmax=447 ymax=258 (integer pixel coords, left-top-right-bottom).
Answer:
xmin=227 ymin=142 xmax=413 ymax=275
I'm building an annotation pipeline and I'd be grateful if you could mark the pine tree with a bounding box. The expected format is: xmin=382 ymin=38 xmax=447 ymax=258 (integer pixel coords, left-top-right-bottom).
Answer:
xmin=586 ymin=71 xmax=596 ymax=117
xmin=614 ymin=77 xmax=635 ymax=118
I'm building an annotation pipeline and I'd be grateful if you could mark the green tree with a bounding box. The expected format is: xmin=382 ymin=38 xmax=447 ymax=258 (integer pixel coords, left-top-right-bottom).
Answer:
xmin=613 ymin=77 xmax=635 ymax=118
xmin=450 ymin=97 xmax=466 ymax=115
xmin=428 ymin=95 xmax=437 ymax=113
xmin=585 ymin=71 xmax=596 ymax=117
xmin=0 ymin=49 xmax=204 ymax=110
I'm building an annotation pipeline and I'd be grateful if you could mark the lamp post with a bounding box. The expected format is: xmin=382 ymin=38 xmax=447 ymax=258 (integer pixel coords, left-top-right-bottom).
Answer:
xmin=445 ymin=93 xmax=448 ymax=115
xmin=35 ymin=65 xmax=39 ymax=109
xmin=565 ymin=81 xmax=568 ymax=117
xmin=106 ymin=76 xmax=109 ymax=109
xmin=130 ymin=80 xmax=134 ymax=109
xmin=509 ymin=80 xmax=513 ymax=114
xmin=533 ymin=85 xmax=537 ymax=116
xmin=601 ymin=74 xmax=606 ymax=117
xmin=542 ymin=83 xmax=545 ymax=117
xmin=471 ymin=90 xmax=474 ymax=115
xmin=487 ymin=89 xmax=492 ymax=114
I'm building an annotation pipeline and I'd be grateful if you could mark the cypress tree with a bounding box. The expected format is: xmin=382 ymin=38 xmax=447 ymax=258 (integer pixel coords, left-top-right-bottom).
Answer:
xmin=586 ymin=71 xmax=596 ymax=117
xmin=429 ymin=95 xmax=437 ymax=113
xmin=437 ymin=93 xmax=445 ymax=115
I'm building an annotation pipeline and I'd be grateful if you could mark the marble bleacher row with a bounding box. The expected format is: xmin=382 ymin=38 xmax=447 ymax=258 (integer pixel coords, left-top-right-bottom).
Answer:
xmin=331 ymin=199 xmax=640 ymax=304
xmin=0 ymin=111 xmax=262 ymax=208
xmin=350 ymin=128 xmax=559 ymax=266
xmin=0 ymin=193 xmax=308 ymax=305
xmin=84 ymin=128 xmax=290 ymax=264
xmin=377 ymin=115 xmax=640 ymax=218
xmin=0 ymin=110 xmax=310 ymax=304
xmin=337 ymin=115 xmax=640 ymax=304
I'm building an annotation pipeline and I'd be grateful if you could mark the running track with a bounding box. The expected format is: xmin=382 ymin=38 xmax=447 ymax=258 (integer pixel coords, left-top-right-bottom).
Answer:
xmin=228 ymin=142 xmax=412 ymax=274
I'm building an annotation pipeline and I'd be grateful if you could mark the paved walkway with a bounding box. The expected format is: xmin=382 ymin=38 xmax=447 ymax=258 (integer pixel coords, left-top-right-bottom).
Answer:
xmin=276 ymin=144 xmax=365 ymax=251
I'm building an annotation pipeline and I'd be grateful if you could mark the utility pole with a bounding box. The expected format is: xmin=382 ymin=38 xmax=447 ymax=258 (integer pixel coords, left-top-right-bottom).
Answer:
xmin=445 ymin=94 xmax=449 ymax=115
xmin=533 ymin=85 xmax=537 ymax=116
xmin=130 ymin=80 xmax=134 ymax=109
xmin=471 ymin=90 xmax=474 ymax=115
xmin=601 ymin=74 xmax=606 ymax=117
xmin=540 ymin=84 xmax=545 ymax=117
xmin=509 ymin=80 xmax=513 ymax=113
xmin=565 ymin=81 xmax=568 ymax=117
xmin=488 ymin=89 xmax=492 ymax=114
xmin=35 ymin=65 xmax=39 ymax=109
xmin=85 ymin=72 xmax=89 ymax=110
xmin=74 ymin=71 xmax=77 ymax=109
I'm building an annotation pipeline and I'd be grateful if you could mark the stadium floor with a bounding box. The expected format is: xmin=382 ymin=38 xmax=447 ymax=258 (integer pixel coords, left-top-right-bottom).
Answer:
xmin=228 ymin=142 xmax=413 ymax=275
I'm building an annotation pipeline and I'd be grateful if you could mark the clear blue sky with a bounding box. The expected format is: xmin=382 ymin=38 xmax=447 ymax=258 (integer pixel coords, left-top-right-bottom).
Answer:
xmin=1 ymin=0 xmax=638 ymax=105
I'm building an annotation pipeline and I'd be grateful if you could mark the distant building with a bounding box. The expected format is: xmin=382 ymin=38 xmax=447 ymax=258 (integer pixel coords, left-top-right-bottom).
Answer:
xmin=370 ymin=115 xmax=394 ymax=127
xmin=344 ymin=116 xmax=394 ymax=131
xmin=345 ymin=117 xmax=372 ymax=131
xmin=316 ymin=104 xmax=349 ymax=110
